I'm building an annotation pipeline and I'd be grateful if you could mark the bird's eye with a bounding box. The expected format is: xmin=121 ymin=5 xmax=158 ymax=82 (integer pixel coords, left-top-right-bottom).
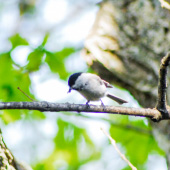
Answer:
xmin=85 ymin=83 xmax=88 ymax=86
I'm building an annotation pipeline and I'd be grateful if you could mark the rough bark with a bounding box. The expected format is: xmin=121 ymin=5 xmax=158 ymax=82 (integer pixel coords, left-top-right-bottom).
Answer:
xmin=0 ymin=131 xmax=17 ymax=170
xmin=0 ymin=130 xmax=33 ymax=170
xmin=82 ymin=0 xmax=170 ymax=168
xmin=0 ymin=101 xmax=165 ymax=119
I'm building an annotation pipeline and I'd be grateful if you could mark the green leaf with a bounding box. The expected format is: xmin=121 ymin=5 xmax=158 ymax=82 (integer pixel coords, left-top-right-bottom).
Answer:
xmin=0 ymin=53 xmax=19 ymax=101
xmin=33 ymin=164 xmax=46 ymax=170
xmin=57 ymin=47 xmax=75 ymax=57
xmin=26 ymin=48 xmax=44 ymax=71
xmin=45 ymin=47 xmax=76 ymax=79
xmin=41 ymin=33 xmax=49 ymax=46
xmin=0 ymin=53 xmax=13 ymax=88
xmin=9 ymin=34 xmax=29 ymax=49
xmin=29 ymin=110 xmax=46 ymax=120
xmin=0 ymin=110 xmax=22 ymax=124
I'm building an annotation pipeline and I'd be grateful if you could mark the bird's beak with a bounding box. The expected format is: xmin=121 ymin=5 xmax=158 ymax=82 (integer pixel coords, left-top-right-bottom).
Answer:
xmin=67 ymin=87 xmax=72 ymax=93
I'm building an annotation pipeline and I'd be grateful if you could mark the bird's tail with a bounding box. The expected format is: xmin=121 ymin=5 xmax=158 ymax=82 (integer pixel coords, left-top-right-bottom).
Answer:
xmin=106 ymin=93 xmax=128 ymax=105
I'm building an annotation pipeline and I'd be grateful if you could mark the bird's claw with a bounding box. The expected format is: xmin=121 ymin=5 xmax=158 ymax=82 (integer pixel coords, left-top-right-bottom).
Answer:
xmin=100 ymin=99 xmax=106 ymax=111
xmin=86 ymin=101 xmax=90 ymax=108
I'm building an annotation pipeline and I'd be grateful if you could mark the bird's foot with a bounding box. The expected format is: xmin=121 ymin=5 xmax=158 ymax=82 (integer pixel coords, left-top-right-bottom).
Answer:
xmin=100 ymin=99 xmax=106 ymax=111
xmin=86 ymin=101 xmax=90 ymax=108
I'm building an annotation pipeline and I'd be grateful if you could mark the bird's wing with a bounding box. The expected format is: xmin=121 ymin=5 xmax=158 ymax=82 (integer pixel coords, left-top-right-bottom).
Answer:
xmin=102 ymin=80 xmax=113 ymax=88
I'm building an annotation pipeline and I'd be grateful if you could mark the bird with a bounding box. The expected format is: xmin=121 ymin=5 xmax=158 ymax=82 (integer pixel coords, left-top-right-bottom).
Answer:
xmin=68 ymin=72 xmax=128 ymax=106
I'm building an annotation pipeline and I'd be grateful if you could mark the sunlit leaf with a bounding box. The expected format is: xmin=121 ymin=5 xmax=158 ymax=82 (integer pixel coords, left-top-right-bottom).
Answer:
xmin=26 ymin=48 xmax=45 ymax=71
xmin=9 ymin=34 xmax=29 ymax=49
xmin=45 ymin=47 xmax=76 ymax=79
xmin=29 ymin=110 xmax=46 ymax=120
xmin=42 ymin=33 xmax=50 ymax=46
xmin=1 ymin=110 xmax=25 ymax=124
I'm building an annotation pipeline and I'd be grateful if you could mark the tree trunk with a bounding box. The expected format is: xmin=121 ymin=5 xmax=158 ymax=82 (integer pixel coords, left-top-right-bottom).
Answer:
xmin=0 ymin=130 xmax=17 ymax=170
xmin=0 ymin=131 xmax=33 ymax=170
xmin=82 ymin=0 xmax=170 ymax=168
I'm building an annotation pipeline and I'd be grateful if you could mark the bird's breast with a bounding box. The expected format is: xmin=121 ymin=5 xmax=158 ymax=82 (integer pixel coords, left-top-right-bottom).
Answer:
xmin=78 ymin=85 xmax=106 ymax=101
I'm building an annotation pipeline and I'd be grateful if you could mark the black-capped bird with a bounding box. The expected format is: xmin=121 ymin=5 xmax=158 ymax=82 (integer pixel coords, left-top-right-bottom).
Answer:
xmin=68 ymin=72 xmax=128 ymax=105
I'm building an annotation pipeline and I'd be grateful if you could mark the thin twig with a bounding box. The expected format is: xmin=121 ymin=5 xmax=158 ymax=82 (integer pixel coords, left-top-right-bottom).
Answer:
xmin=101 ymin=128 xmax=137 ymax=170
xmin=17 ymin=87 xmax=35 ymax=101
xmin=156 ymin=52 xmax=170 ymax=119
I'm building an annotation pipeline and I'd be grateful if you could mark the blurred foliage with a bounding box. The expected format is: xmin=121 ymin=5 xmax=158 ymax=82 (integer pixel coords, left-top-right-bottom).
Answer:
xmin=45 ymin=48 xmax=76 ymax=79
xmin=19 ymin=0 xmax=36 ymax=15
xmin=0 ymin=32 xmax=76 ymax=123
xmin=109 ymin=116 xmax=164 ymax=170
xmin=26 ymin=34 xmax=76 ymax=79
xmin=26 ymin=47 xmax=45 ymax=72
xmin=33 ymin=118 xmax=100 ymax=170
xmin=0 ymin=51 xmax=33 ymax=123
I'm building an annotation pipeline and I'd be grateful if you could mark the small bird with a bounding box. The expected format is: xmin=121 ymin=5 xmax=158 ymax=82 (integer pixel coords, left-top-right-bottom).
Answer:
xmin=68 ymin=72 xmax=128 ymax=106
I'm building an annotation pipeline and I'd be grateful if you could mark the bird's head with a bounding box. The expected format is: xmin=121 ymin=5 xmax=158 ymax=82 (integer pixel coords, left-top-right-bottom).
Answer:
xmin=68 ymin=72 xmax=83 ymax=93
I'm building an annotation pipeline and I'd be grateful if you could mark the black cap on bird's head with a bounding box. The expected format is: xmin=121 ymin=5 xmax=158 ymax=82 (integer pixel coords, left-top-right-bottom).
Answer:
xmin=68 ymin=72 xmax=83 ymax=93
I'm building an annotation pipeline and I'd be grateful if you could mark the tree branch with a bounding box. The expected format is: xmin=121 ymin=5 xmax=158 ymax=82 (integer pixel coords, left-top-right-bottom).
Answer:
xmin=0 ymin=101 xmax=167 ymax=120
xmin=156 ymin=51 xmax=170 ymax=119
